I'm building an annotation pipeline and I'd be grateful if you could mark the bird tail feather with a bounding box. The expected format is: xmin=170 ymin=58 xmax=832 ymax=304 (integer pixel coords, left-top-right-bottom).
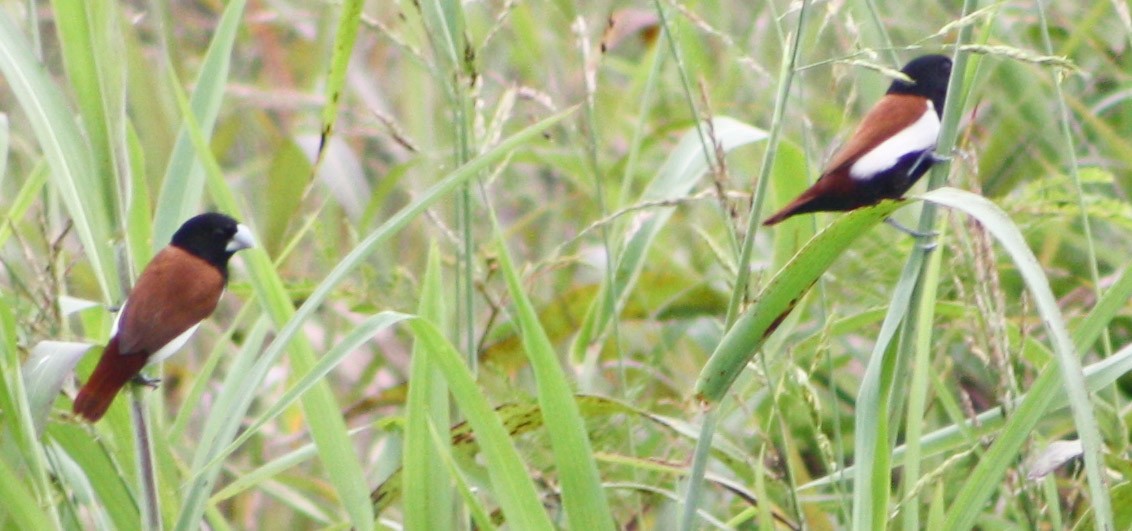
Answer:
xmin=763 ymin=193 xmax=817 ymax=226
xmin=73 ymin=338 xmax=148 ymax=422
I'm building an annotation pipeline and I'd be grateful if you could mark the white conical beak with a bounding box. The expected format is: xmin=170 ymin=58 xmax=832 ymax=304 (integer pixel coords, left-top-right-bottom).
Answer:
xmin=226 ymin=224 xmax=256 ymax=252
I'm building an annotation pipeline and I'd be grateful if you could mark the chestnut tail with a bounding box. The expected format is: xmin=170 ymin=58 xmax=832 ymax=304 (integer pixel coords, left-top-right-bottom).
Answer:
xmin=763 ymin=193 xmax=818 ymax=226
xmin=73 ymin=338 xmax=149 ymax=422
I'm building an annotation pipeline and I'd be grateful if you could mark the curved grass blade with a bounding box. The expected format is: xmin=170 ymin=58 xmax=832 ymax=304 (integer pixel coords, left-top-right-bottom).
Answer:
xmin=570 ymin=117 xmax=767 ymax=362
xmin=803 ymin=266 xmax=1132 ymax=490
xmin=151 ymin=0 xmax=244 ymax=247
xmin=200 ymin=312 xmax=411 ymax=471
xmin=21 ymin=341 xmax=93 ymax=436
xmin=0 ymin=9 xmax=118 ymax=300
xmin=919 ymin=187 xmax=1111 ymax=530
xmin=51 ymin=0 xmax=126 ymax=225
xmin=695 ymin=200 xmax=904 ymax=403
xmin=178 ymin=107 xmax=574 ymax=529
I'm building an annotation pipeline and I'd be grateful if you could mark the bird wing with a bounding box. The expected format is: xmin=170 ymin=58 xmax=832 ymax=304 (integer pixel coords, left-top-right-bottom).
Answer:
xmin=116 ymin=246 xmax=225 ymax=355
xmin=823 ymin=94 xmax=931 ymax=176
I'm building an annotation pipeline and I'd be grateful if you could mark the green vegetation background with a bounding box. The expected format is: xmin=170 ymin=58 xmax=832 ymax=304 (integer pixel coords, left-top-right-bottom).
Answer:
xmin=2 ymin=0 xmax=1132 ymax=529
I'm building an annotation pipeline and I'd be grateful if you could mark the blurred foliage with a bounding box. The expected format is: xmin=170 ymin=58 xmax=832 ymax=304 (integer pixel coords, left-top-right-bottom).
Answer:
xmin=0 ymin=0 xmax=1130 ymax=528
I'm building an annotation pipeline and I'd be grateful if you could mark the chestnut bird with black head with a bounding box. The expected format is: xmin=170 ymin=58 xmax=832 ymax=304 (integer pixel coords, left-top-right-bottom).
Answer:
xmin=763 ymin=54 xmax=953 ymax=226
xmin=73 ymin=213 xmax=255 ymax=422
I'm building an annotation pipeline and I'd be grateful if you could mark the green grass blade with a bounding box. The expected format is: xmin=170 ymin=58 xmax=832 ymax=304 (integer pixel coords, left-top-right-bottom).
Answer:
xmin=0 ymin=299 xmax=60 ymax=528
xmin=174 ymin=104 xmax=572 ymax=529
xmin=151 ymin=0 xmax=244 ymax=247
xmin=0 ymin=8 xmax=118 ymax=300
xmin=0 ymin=162 xmax=46 ymax=247
xmin=695 ymin=200 xmax=904 ymax=402
xmin=852 ymin=250 xmax=933 ymax=528
xmin=425 ymin=421 xmax=497 ymax=531
xmin=404 ymin=245 xmax=454 ymax=530
xmin=570 ymin=117 xmax=766 ymax=362
xmin=123 ymin=122 xmax=153 ymax=273
xmin=407 ymin=317 xmax=554 ymax=529
xmin=261 ymin=139 xmax=312 ymax=255
xmin=0 ymin=453 xmax=53 ymax=530
xmin=493 ymin=224 xmax=615 ymax=530
xmin=921 ymin=187 xmax=1111 ymax=530
xmin=50 ymin=0 xmax=125 ymax=225
xmin=315 ymin=0 xmax=364 ymax=164
xmin=166 ymin=66 xmax=378 ymax=530
xmin=203 ymin=312 xmax=411 ymax=471
xmin=901 ymin=224 xmax=946 ymax=529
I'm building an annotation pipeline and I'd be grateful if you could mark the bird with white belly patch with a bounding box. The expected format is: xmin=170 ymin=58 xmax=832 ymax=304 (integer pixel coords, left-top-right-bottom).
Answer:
xmin=763 ymin=54 xmax=953 ymax=227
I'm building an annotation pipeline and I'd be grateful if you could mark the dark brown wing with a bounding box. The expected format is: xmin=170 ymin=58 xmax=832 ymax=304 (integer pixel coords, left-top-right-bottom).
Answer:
xmin=763 ymin=94 xmax=929 ymax=226
xmin=823 ymin=94 xmax=930 ymax=175
xmin=117 ymin=246 xmax=225 ymax=355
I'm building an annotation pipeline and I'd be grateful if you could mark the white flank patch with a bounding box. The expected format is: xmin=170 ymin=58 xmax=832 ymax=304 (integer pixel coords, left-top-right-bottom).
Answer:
xmin=147 ymin=323 xmax=202 ymax=365
xmin=109 ymin=303 xmax=124 ymax=337
xmin=849 ymin=100 xmax=939 ymax=180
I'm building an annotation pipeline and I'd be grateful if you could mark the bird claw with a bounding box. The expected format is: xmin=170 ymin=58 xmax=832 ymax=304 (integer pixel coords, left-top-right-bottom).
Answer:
xmin=930 ymin=150 xmax=955 ymax=164
xmin=884 ymin=217 xmax=939 ymax=248
xmin=131 ymin=374 xmax=161 ymax=388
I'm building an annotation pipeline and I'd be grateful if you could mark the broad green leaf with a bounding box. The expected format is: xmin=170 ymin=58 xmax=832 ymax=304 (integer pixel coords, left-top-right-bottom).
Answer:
xmin=767 ymin=139 xmax=815 ymax=267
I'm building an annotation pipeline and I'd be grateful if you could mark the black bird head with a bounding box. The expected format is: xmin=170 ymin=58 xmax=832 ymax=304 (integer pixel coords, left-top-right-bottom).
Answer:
xmin=887 ymin=54 xmax=952 ymax=117
xmin=170 ymin=213 xmax=255 ymax=274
